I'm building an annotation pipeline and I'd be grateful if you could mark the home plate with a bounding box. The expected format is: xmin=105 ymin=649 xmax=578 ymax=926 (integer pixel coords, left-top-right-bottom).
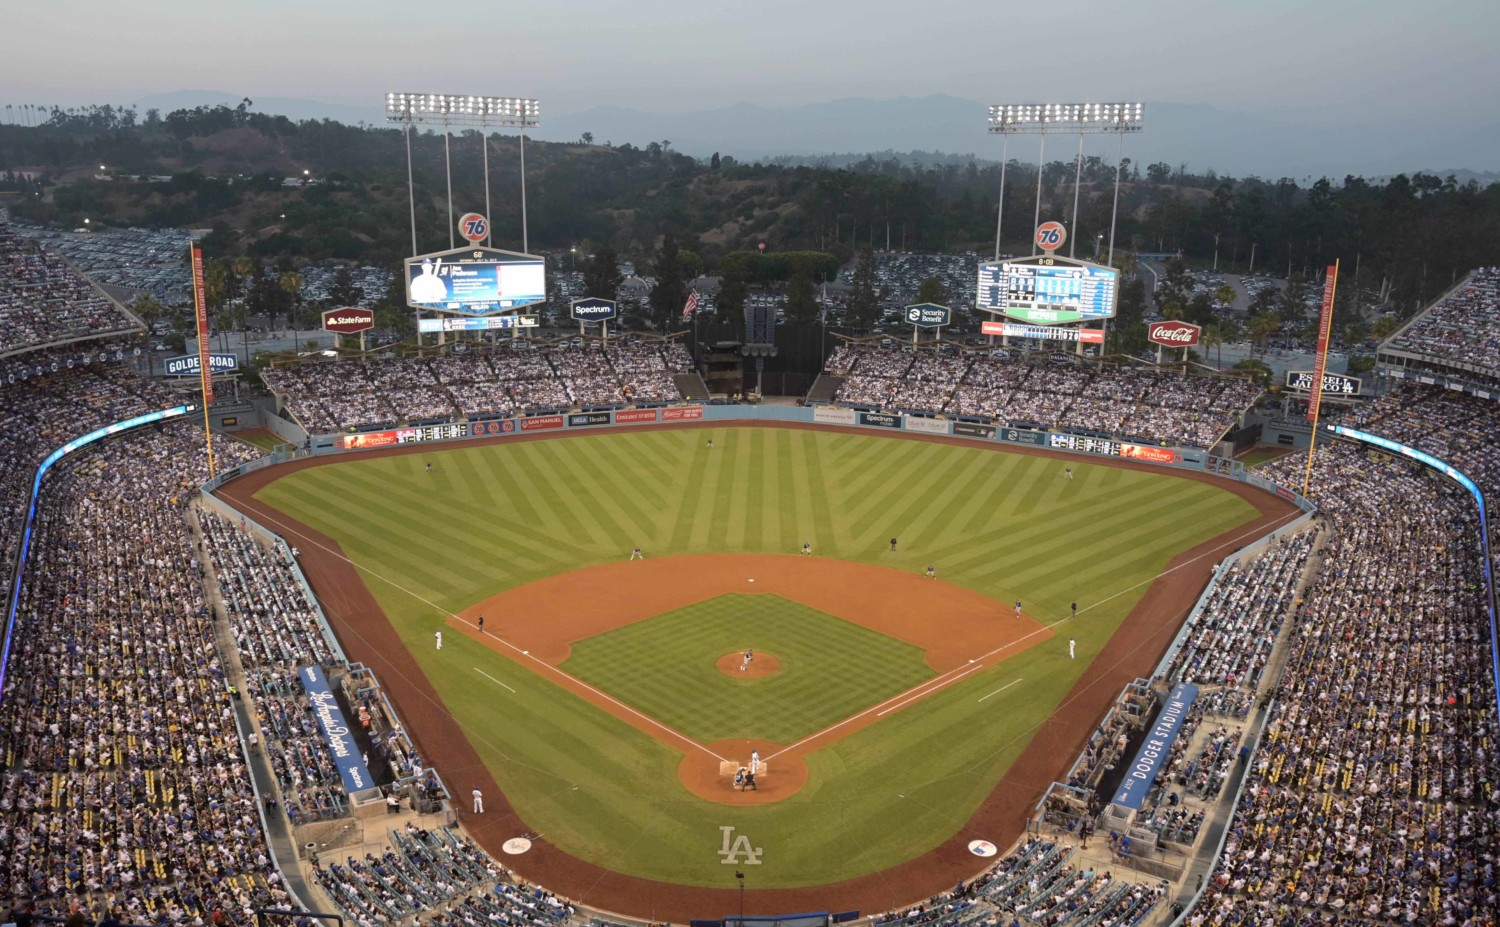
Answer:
xmin=502 ymin=837 xmax=533 ymax=855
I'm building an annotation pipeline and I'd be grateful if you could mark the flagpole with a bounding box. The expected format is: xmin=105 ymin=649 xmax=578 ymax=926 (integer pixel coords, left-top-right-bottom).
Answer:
xmin=1301 ymin=260 xmax=1339 ymax=499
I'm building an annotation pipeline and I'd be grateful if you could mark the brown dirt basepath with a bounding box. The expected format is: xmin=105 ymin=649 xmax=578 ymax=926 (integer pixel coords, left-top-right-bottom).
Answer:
xmin=216 ymin=420 xmax=1301 ymax=923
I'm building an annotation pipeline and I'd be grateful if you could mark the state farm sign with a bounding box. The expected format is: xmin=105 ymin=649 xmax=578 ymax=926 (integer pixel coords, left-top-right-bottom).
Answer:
xmin=322 ymin=307 xmax=376 ymax=335
xmin=1147 ymin=320 xmax=1201 ymax=347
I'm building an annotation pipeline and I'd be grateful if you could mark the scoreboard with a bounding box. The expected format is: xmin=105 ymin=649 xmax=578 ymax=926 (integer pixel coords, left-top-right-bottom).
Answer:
xmin=405 ymin=246 xmax=546 ymax=316
xmin=977 ymin=257 xmax=1119 ymax=325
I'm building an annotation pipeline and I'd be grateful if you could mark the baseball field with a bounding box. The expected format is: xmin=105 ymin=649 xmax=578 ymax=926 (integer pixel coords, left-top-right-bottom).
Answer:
xmin=229 ymin=423 xmax=1288 ymax=917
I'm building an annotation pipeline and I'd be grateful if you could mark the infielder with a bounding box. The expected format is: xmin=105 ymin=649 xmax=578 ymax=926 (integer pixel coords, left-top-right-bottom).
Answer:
xmin=629 ymin=546 xmax=644 ymax=560
xmin=1069 ymin=639 xmax=1076 ymax=660
xmin=435 ymin=630 xmax=443 ymax=650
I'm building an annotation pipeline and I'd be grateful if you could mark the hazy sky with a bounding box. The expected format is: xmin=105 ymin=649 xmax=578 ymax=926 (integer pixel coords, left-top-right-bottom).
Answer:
xmin=5 ymin=0 xmax=1498 ymax=127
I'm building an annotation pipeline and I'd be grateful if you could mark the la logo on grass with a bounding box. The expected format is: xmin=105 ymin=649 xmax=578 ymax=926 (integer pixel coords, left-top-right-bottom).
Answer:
xmin=718 ymin=826 xmax=763 ymax=865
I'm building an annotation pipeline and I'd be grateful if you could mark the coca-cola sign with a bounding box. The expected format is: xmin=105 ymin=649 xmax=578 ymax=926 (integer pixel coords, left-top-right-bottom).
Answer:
xmin=322 ymin=307 xmax=376 ymax=334
xmin=1147 ymin=320 xmax=1201 ymax=347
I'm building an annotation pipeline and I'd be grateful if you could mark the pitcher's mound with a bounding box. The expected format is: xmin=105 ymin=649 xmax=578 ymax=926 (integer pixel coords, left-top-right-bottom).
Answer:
xmin=716 ymin=651 xmax=780 ymax=678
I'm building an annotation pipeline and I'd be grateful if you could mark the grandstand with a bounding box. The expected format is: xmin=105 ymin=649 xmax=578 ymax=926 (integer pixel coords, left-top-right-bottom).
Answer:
xmin=2 ymin=208 xmax=1498 ymax=927
xmin=0 ymin=218 xmax=144 ymax=356
xmin=820 ymin=343 xmax=1261 ymax=450
xmin=261 ymin=340 xmax=694 ymax=433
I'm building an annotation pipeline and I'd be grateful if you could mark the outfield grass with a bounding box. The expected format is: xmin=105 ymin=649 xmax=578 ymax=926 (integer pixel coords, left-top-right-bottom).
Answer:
xmin=562 ymin=593 xmax=934 ymax=744
xmin=255 ymin=426 xmax=1262 ymax=887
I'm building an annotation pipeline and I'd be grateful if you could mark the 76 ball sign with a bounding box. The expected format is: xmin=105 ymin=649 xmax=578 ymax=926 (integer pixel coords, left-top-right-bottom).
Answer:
xmin=1035 ymin=221 xmax=1067 ymax=253
xmin=458 ymin=212 xmax=489 ymax=243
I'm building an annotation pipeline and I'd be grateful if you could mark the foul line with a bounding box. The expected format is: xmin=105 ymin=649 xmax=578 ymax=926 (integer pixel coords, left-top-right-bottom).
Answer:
xmin=977 ymin=678 xmax=1023 ymax=703
xmin=766 ymin=508 xmax=1301 ymax=762
xmin=474 ymin=668 xmax=516 ymax=693
xmin=238 ymin=503 xmax=729 ymax=764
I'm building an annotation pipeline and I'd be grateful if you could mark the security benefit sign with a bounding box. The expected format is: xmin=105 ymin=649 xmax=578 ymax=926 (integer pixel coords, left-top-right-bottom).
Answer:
xmin=903 ymin=303 xmax=951 ymax=328
xmin=1111 ymin=682 xmax=1199 ymax=810
xmin=1285 ymin=370 xmax=1361 ymax=396
xmin=299 ymin=665 xmax=375 ymax=794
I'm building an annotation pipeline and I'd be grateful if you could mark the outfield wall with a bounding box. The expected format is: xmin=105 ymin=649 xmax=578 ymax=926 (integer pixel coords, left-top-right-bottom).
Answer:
xmin=202 ymin=405 xmax=1318 ymax=517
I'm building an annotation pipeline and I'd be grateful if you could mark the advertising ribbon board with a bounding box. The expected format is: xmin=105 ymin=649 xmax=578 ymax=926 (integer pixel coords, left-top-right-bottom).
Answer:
xmin=1111 ymin=682 xmax=1199 ymax=810
xmin=981 ymin=321 xmax=1105 ymax=343
xmin=298 ymin=665 xmax=375 ymax=794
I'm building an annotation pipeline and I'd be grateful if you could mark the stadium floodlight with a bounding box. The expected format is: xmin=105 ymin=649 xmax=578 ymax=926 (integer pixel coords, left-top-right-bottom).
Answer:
xmin=386 ymin=90 xmax=541 ymax=260
xmin=987 ymin=102 xmax=1142 ymax=134
xmin=385 ymin=93 xmax=540 ymax=127
xmin=986 ymin=102 xmax=1144 ymax=349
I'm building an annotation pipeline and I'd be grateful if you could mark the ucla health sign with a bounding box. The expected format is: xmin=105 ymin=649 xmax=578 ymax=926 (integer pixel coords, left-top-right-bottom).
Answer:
xmin=165 ymin=353 xmax=238 ymax=377
xmin=299 ymin=665 xmax=375 ymax=794
xmin=1111 ymin=682 xmax=1199 ymax=810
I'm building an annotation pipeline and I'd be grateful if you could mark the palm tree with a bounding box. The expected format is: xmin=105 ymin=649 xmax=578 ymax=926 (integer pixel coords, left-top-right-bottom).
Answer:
xmin=1214 ymin=284 xmax=1236 ymax=311
xmin=1250 ymin=311 xmax=1281 ymax=357
xmin=279 ymin=270 xmax=303 ymax=348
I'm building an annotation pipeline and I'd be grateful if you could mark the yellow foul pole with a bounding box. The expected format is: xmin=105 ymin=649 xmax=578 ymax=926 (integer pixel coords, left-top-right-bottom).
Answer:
xmin=1301 ymin=259 xmax=1339 ymax=498
xmin=190 ymin=245 xmax=216 ymax=478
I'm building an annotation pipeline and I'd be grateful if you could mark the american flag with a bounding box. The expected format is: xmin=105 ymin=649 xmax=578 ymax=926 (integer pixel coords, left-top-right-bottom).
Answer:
xmin=682 ymin=289 xmax=699 ymax=320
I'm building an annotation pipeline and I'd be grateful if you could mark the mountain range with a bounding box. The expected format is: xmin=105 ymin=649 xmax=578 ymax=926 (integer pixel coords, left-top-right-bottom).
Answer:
xmin=130 ymin=90 xmax=1500 ymax=181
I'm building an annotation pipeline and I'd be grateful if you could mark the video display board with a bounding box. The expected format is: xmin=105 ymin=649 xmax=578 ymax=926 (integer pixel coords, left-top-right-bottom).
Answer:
xmin=977 ymin=257 xmax=1119 ymax=325
xmin=405 ymin=246 xmax=546 ymax=316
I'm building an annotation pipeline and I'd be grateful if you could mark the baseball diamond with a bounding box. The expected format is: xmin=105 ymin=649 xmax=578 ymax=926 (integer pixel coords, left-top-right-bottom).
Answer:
xmin=221 ymin=421 xmax=1291 ymax=917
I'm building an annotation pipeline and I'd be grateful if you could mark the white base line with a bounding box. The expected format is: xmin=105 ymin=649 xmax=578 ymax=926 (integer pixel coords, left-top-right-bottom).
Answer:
xmin=236 ymin=505 xmax=729 ymax=765
xmin=878 ymin=664 xmax=984 ymax=717
xmin=978 ymin=678 xmax=1023 ymax=703
xmin=766 ymin=510 xmax=1300 ymax=762
xmin=475 ymin=668 xmax=516 ymax=693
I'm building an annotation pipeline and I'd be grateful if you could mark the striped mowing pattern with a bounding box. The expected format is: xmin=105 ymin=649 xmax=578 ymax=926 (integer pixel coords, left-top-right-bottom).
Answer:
xmin=254 ymin=426 xmax=1261 ymax=888
xmin=561 ymin=593 xmax=934 ymax=744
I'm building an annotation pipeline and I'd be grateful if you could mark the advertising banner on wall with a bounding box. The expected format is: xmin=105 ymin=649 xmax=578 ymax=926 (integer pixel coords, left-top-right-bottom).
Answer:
xmin=520 ymin=415 xmax=564 ymax=431
xmin=904 ymin=416 xmax=949 ymax=434
xmin=662 ymin=406 xmax=704 ymax=421
xmin=813 ymin=407 xmax=858 ymax=425
xmin=615 ymin=408 xmax=660 ymax=423
xmin=953 ymin=423 xmax=997 ymax=438
xmin=568 ymin=412 xmax=612 ymax=427
xmin=470 ymin=419 xmax=518 ymax=437
xmin=858 ymin=412 xmax=902 ymax=428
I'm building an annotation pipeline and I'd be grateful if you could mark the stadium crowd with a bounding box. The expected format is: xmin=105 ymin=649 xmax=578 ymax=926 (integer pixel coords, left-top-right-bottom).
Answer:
xmin=1384 ymin=268 xmax=1500 ymax=372
xmin=826 ymin=345 xmax=1260 ymax=448
xmin=198 ymin=510 xmax=350 ymax=824
xmin=0 ymin=221 xmax=141 ymax=354
xmin=1188 ymin=442 xmax=1499 ymax=926
xmin=263 ymin=343 xmax=692 ymax=433
xmin=0 ymin=420 xmax=280 ymax=921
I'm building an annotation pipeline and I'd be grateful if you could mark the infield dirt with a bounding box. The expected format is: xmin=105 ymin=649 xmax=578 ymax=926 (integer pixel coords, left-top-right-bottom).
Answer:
xmin=218 ymin=420 xmax=1300 ymax=921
